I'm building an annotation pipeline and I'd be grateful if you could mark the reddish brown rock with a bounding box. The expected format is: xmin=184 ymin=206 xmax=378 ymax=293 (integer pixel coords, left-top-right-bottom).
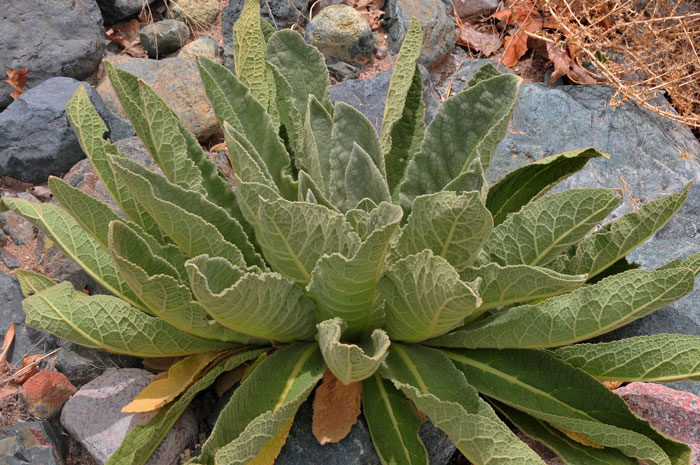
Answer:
xmin=19 ymin=370 xmax=77 ymax=419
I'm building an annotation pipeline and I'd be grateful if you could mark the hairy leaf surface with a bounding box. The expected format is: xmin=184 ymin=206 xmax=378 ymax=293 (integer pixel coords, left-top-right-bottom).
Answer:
xmin=552 ymin=334 xmax=700 ymax=382
xmin=380 ymin=344 xmax=545 ymax=465
xmin=23 ymin=282 xmax=234 ymax=356
xmin=430 ymin=268 xmax=695 ymax=348
xmin=316 ymin=318 xmax=390 ymax=384
xmin=15 ymin=270 xmax=55 ymax=296
xmin=396 ymin=191 xmax=493 ymax=269
xmin=345 ymin=143 xmax=392 ymax=207
xmin=190 ymin=343 xmax=325 ymax=465
xmin=480 ymin=188 xmax=620 ymax=266
xmin=380 ymin=250 xmax=481 ymax=342
xmin=233 ymin=0 xmax=269 ymax=108
xmin=187 ymin=255 xmax=316 ymax=341
xmin=362 ymin=373 xmax=429 ymax=465
xmin=486 ymin=148 xmax=608 ymax=226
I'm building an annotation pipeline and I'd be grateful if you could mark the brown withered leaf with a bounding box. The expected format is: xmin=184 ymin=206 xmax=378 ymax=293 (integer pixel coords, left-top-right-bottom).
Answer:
xmin=0 ymin=323 xmax=15 ymax=365
xmin=214 ymin=363 xmax=249 ymax=397
xmin=502 ymin=30 xmax=530 ymax=67
xmin=602 ymin=380 xmax=623 ymax=390
xmin=5 ymin=69 xmax=28 ymax=99
xmin=312 ymin=370 xmax=362 ymax=445
xmin=142 ymin=356 xmax=185 ymax=372
xmin=28 ymin=185 xmax=52 ymax=200
xmin=350 ymin=0 xmax=384 ymax=31
xmin=10 ymin=354 xmax=43 ymax=385
xmin=546 ymin=42 xmax=595 ymax=84
xmin=106 ymin=19 xmax=148 ymax=58
xmin=457 ymin=23 xmax=502 ymax=56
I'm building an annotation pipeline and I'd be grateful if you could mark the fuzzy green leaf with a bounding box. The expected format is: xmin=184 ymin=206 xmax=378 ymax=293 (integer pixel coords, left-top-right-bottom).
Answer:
xmin=308 ymin=202 xmax=402 ymax=336
xmin=15 ymin=270 xmax=55 ymax=297
xmin=380 ymin=344 xmax=546 ymax=465
xmin=445 ymin=348 xmax=690 ymax=465
xmin=23 ymin=282 xmax=234 ymax=357
xmin=552 ymin=334 xmax=700 ymax=382
xmin=197 ymin=57 xmax=296 ymax=199
xmin=460 ymin=263 xmax=587 ymax=312
xmin=268 ymin=63 xmax=304 ymax=158
xmin=379 ymin=250 xmax=481 ymax=342
xmin=430 ymin=267 xmax=695 ymax=348
xmin=110 ymin=157 xmax=249 ymax=269
xmin=186 ymin=255 xmax=316 ymax=342
xmin=316 ymin=318 xmax=390 ymax=384
xmin=345 ymin=142 xmax=392 ymax=208
xmin=106 ymin=348 xmax=265 ymax=465
xmin=303 ymin=95 xmax=334 ymax=195
xmin=297 ymin=170 xmax=335 ymax=210
xmin=189 ymin=343 xmax=325 ymax=465
xmin=362 ymin=373 xmax=429 ymax=465
xmin=267 ymin=29 xmax=333 ymax=117
xmin=552 ymin=184 xmax=691 ymax=278
xmin=233 ymin=0 xmax=270 ymax=108
xmin=329 ymin=102 xmax=386 ymax=210
xmin=465 ymin=63 xmax=502 ymax=88
xmin=65 ymin=86 xmax=167 ymax=242
xmin=109 ymin=221 xmax=255 ymax=343
xmin=486 ymin=148 xmax=608 ymax=226
xmin=479 ymin=188 xmax=620 ymax=267
xmin=495 ymin=402 xmax=638 ymax=465
xmin=396 ymin=191 xmax=493 ymax=269
xmin=222 ymin=121 xmax=276 ymax=188
xmin=237 ymin=181 xmax=361 ymax=285
xmin=1 ymin=198 xmax=148 ymax=312
xmin=399 ymin=74 xmax=520 ymax=210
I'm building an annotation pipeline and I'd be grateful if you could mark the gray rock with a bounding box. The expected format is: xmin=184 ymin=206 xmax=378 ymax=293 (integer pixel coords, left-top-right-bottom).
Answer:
xmin=96 ymin=0 xmax=157 ymax=23
xmin=0 ymin=0 xmax=105 ymax=111
xmin=0 ymin=77 xmax=129 ymax=183
xmin=330 ymin=65 xmax=439 ymax=133
xmin=0 ymin=421 xmax=64 ymax=465
xmin=140 ymin=19 xmax=191 ymax=58
xmin=55 ymin=341 xmax=141 ymax=387
xmin=96 ymin=56 xmax=219 ymax=140
xmin=0 ymin=271 xmax=61 ymax=367
xmin=0 ymin=251 xmax=19 ymax=269
xmin=169 ymin=0 xmax=220 ymax=27
xmin=488 ymin=83 xmax=700 ymax=225
xmin=0 ymin=211 xmax=36 ymax=245
xmin=385 ymin=0 xmax=457 ymax=67
xmin=61 ymin=368 xmax=198 ymax=465
xmin=177 ymin=36 xmax=220 ymax=62
xmin=445 ymin=0 xmax=499 ymax=18
xmin=305 ymin=5 xmax=375 ymax=63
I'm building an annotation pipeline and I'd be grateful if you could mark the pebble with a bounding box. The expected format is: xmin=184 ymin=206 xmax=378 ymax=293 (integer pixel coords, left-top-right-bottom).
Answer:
xmin=0 ymin=420 xmax=64 ymax=465
xmin=61 ymin=368 xmax=198 ymax=465
xmin=177 ymin=36 xmax=220 ymax=62
xmin=1 ymin=251 xmax=20 ymax=269
xmin=18 ymin=370 xmax=77 ymax=420
xmin=170 ymin=0 xmax=220 ymax=28
xmin=140 ymin=19 xmax=191 ymax=58
xmin=305 ymin=5 xmax=375 ymax=63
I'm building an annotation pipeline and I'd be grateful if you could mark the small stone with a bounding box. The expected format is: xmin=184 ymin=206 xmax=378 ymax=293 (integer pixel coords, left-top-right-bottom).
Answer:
xmin=55 ymin=342 xmax=141 ymax=387
xmin=447 ymin=0 xmax=499 ymax=18
xmin=19 ymin=371 xmax=77 ymax=419
xmin=61 ymin=368 xmax=198 ymax=465
xmin=97 ymin=56 xmax=218 ymax=140
xmin=1 ymin=250 xmax=20 ymax=269
xmin=140 ymin=19 xmax=191 ymax=58
xmin=170 ymin=0 xmax=220 ymax=28
xmin=177 ymin=36 xmax=220 ymax=62
xmin=305 ymin=5 xmax=375 ymax=63
xmin=327 ymin=61 xmax=360 ymax=82
xmin=0 ymin=421 xmax=64 ymax=465
xmin=96 ymin=0 xmax=158 ymax=23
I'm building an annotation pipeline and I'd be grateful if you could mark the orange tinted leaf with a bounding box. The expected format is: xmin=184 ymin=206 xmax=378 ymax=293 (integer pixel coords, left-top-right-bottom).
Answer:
xmin=123 ymin=351 xmax=221 ymax=412
xmin=312 ymin=370 xmax=362 ymax=445
xmin=502 ymin=30 xmax=529 ymax=67
xmin=106 ymin=19 xmax=148 ymax=58
xmin=546 ymin=43 xmax=595 ymax=84
xmin=457 ymin=23 xmax=503 ymax=56
xmin=247 ymin=418 xmax=294 ymax=465
xmin=490 ymin=8 xmax=513 ymax=24
xmin=5 ymin=69 xmax=28 ymax=99
xmin=0 ymin=323 xmax=15 ymax=364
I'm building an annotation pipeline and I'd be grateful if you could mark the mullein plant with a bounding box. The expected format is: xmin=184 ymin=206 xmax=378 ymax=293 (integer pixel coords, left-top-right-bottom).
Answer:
xmin=3 ymin=1 xmax=700 ymax=464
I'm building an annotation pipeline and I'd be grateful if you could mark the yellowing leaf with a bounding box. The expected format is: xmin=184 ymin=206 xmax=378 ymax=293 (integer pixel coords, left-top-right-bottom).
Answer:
xmin=549 ymin=422 xmax=605 ymax=449
xmin=123 ymin=351 xmax=221 ymax=412
xmin=312 ymin=370 xmax=362 ymax=445
xmin=247 ymin=417 xmax=294 ymax=465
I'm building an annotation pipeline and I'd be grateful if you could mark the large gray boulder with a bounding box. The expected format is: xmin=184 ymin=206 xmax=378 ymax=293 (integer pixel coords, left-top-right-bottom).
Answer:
xmin=0 ymin=77 xmax=132 ymax=183
xmin=0 ymin=0 xmax=105 ymax=111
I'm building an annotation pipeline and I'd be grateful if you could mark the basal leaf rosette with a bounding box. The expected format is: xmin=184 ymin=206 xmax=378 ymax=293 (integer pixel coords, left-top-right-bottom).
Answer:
xmin=2 ymin=1 xmax=700 ymax=464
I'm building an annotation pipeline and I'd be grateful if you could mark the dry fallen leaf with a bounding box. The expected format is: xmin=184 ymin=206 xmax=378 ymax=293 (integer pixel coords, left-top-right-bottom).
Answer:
xmin=214 ymin=363 xmax=248 ymax=397
xmin=602 ymin=380 xmax=623 ymax=390
xmin=209 ymin=142 xmax=227 ymax=153
xmin=350 ymin=0 xmax=384 ymax=31
xmin=5 ymin=68 xmax=28 ymax=99
xmin=0 ymin=323 xmax=15 ymax=365
xmin=10 ymin=353 xmax=43 ymax=385
xmin=502 ymin=30 xmax=530 ymax=67
xmin=456 ymin=22 xmax=503 ymax=56
xmin=546 ymin=42 xmax=595 ymax=84
xmin=106 ymin=19 xmax=148 ymax=58
xmin=312 ymin=370 xmax=362 ymax=445
xmin=28 ymin=185 xmax=52 ymax=200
